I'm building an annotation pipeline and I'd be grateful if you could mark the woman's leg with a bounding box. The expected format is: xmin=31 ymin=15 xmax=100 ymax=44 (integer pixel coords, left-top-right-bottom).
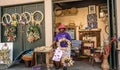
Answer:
xmin=54 ymin=61 xmax=60 ymax=69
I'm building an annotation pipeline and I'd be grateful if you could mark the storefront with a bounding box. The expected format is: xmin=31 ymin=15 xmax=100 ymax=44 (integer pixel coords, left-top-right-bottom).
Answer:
xmin=0 ymin=0 xmax=119 ymax=70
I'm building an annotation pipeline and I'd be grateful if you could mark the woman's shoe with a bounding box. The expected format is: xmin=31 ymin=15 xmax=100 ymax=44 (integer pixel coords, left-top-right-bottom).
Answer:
xmin=63 ymin=66 xmax=67 ymax=70
xmin=55 ymin=66 xmax=60 ymax=70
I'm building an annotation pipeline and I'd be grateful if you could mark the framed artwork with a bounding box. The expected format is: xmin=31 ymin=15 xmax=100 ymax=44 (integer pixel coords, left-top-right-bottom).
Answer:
xmin=67 ymin=27 xmax=76 ymax=40
xmin=99 ymin=4 xmax=108 ymax=18
xmin=88 ymin=5 xmax=96 ymax=14
xmin=87 ymin=14 xmax=98 ymax=28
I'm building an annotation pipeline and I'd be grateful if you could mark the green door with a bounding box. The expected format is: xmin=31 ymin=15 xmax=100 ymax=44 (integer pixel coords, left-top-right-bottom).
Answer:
xmin=1 ymin=2 xmax=45 ymax=60
xmin=107 ymin=0 xmax=117 ymax=69
xmin=1 ymin=6 xmax=23 ymax=60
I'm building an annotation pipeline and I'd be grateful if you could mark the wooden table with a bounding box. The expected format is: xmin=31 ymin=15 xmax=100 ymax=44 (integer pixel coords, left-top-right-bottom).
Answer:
xmin=33 ymin=49 xmax=53 ymax=70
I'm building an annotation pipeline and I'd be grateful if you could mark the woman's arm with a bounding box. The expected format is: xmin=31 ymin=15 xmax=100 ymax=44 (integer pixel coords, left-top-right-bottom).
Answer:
xmin=50 ymin=41 xmax=56 ymax=47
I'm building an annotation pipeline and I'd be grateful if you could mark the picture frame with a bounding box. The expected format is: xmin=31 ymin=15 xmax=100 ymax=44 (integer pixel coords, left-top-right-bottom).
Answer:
xmin=88 ymin=5 xmax=96 ymax=14
xmin=99 ymin=4 xmax=108 ymax=18
xmin=67 ymin=27 xmax=76 ymax=40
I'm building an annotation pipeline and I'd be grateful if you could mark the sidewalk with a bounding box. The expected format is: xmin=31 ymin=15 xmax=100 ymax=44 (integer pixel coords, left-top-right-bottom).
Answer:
xmin=0 ymin=61 xmax=101 ymax=70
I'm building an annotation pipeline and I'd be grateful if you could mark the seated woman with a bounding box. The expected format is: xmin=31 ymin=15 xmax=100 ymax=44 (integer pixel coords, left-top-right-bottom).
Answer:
xmin=50 ymin=24 xmax=71 ymax=70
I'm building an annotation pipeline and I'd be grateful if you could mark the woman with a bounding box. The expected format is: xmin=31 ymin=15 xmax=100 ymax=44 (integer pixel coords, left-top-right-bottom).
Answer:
xmin=50 ymin=24 xmax=71 ymax=70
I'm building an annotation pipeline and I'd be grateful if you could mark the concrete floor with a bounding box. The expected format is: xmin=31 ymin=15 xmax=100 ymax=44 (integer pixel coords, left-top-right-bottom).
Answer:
xmin=0 ymin=61 xmax=101 ymax=70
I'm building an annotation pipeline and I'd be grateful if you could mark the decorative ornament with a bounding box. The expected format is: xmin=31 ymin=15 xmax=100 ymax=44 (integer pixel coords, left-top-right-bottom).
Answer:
xmin=27 ymin=25 xmax=40 ymax=43
xmin=61 ymin=56 xmax=74 ymax=67
xmin=4 ymin=26 xmax=17 ymax=42
xmin=54 ymin=7 xmax=63 ymax=17
xmin=2 ymin=13 xmax=12 ymax=26
xmin=21 ymin=12 xmax=31 ymax=25
xmin=0 ymin=43 xmax=11 ymax=65
xmin=57 ymin=38 xmax=74 ymax=66
xmin=11 ymin=13 xmax=21 ymax=26
xmin=34 ymin=46 xmax=52 ymax=52
xmin=31 ymin=11 xmax=44 ymax=25
xmin=57 ymin=38 xmax=71 ymax=50
xmin=105 ymin=25 xmax=109 ymax=35
xmin=69 ymin=7 xmax=78 ymax=14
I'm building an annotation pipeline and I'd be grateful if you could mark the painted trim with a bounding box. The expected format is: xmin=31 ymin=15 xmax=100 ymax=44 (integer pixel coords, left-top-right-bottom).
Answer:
xmin=0 ymin=0 xmax=44 ymax=6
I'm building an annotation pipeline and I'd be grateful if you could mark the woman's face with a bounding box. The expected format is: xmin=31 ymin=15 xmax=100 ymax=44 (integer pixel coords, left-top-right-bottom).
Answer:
xmin=59 ymin=28 xmax=65 ymax=33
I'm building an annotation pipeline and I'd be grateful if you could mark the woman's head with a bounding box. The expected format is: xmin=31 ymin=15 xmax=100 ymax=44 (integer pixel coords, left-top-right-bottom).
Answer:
xmin=58 ymin=24 xmax=66 ymax=33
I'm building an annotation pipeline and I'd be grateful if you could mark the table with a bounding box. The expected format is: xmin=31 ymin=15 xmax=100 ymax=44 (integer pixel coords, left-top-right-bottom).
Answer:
xmin=33 ymin=48 xmax=53 ymax=70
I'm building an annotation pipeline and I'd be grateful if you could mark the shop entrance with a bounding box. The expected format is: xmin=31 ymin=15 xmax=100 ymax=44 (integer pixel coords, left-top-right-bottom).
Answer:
xmin=53 ymin=0 xmax=117 ymax=69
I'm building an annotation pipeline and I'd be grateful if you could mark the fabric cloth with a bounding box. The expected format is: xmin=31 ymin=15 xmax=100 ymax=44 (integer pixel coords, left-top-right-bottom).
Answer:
xmin=52 ymin=47 xmax=71 ymax=61
xmin=54 ymin=32 xmax=71 ymax=47
xmin=52 ymin=47 xmax=63 ymax=61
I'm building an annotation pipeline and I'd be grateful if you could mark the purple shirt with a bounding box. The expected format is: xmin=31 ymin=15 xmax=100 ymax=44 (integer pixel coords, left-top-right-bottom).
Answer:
xmin=54 ymin=32 xmax=71 ymax=47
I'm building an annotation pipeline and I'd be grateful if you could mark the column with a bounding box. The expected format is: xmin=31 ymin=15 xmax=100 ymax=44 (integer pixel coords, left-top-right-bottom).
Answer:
xmin=44 ymin=0 xmax=53 ymax=46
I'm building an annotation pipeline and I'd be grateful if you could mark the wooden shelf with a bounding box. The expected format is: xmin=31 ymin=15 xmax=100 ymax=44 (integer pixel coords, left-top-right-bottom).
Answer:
xmin=79 ymin=29 xmax=101 ymax=47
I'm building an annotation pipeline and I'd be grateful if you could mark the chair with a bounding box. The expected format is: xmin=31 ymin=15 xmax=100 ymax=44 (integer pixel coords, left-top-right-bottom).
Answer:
xmin=89 ymin=49 xmax=102 ymax=65
xmin=71 ymin=40 xmax=82 ymax=59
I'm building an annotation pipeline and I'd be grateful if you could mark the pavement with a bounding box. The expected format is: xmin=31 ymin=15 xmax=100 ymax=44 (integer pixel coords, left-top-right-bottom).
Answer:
xmin=0 ymin=61 xmax=101 ymax=70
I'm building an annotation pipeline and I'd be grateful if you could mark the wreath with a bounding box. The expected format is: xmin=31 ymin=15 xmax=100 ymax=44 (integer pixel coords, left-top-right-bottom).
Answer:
xmin=57 ymin=38 xmax=71 ymax=51
xmin=31 ymin=11 xmax=44 ymax=25
xmin=57 ymin=38 xmax=74 ymax=66
xmin=0 ymin=43 xmax=11 ymax=65
xmin=27 ymin=25 xmax=40 ymax=43
xmin=4 ymin=26 xmax=17 ymax=41
xmin=11 ymin=13 xmax=20 ymax=26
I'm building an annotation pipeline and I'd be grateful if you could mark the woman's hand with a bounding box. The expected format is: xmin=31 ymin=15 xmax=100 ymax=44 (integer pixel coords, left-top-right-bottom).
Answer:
xmin=60 ymin=47 xmax=68 ymax=51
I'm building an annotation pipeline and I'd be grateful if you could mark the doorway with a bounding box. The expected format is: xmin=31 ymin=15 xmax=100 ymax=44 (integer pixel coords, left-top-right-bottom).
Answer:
xmin=53 ymin=0 xmax=117 ymax=69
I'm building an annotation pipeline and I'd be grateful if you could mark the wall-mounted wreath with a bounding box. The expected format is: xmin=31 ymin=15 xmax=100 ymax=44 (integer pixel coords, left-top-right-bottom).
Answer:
xmin=4 ymin=26 xmax=17 ymax=41
xmin=27 ymin=25 xmax=40 ymax=43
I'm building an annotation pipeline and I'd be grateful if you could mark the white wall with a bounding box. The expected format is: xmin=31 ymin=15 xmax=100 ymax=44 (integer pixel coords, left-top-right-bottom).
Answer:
xmin=0 ymin=0 xmax=43 ymax=6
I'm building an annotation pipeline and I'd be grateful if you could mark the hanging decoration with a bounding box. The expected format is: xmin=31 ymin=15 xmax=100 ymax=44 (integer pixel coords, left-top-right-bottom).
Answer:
xmin=31 ymin=10 xmax=44 ymax=25
xmin=2 ymin=13 xmax=17 ymax=42
xmin=2 ymin=13 xmax=12 ymax=26
xmin=27 ymin=25 xmax=40 ymax=43
xmin=11 ymin=13 xmax=21 ymax=26
xmin=1 ymin=10 xmax=44 ymax=42
xmin=4 ymin=26 xmax=17 ymax=41
xmin=20 ymin=12 xmax=31 ymax=25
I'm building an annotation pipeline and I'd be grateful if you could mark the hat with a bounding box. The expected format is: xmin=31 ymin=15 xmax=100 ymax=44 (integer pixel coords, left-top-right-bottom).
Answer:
xmin=58 ymin=24 xmax=66 ymax=29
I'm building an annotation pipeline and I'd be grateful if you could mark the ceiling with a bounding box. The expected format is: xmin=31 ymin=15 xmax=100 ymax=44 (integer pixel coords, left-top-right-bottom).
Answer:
xmin=53 ymin=0 xmax=107 ymax=10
